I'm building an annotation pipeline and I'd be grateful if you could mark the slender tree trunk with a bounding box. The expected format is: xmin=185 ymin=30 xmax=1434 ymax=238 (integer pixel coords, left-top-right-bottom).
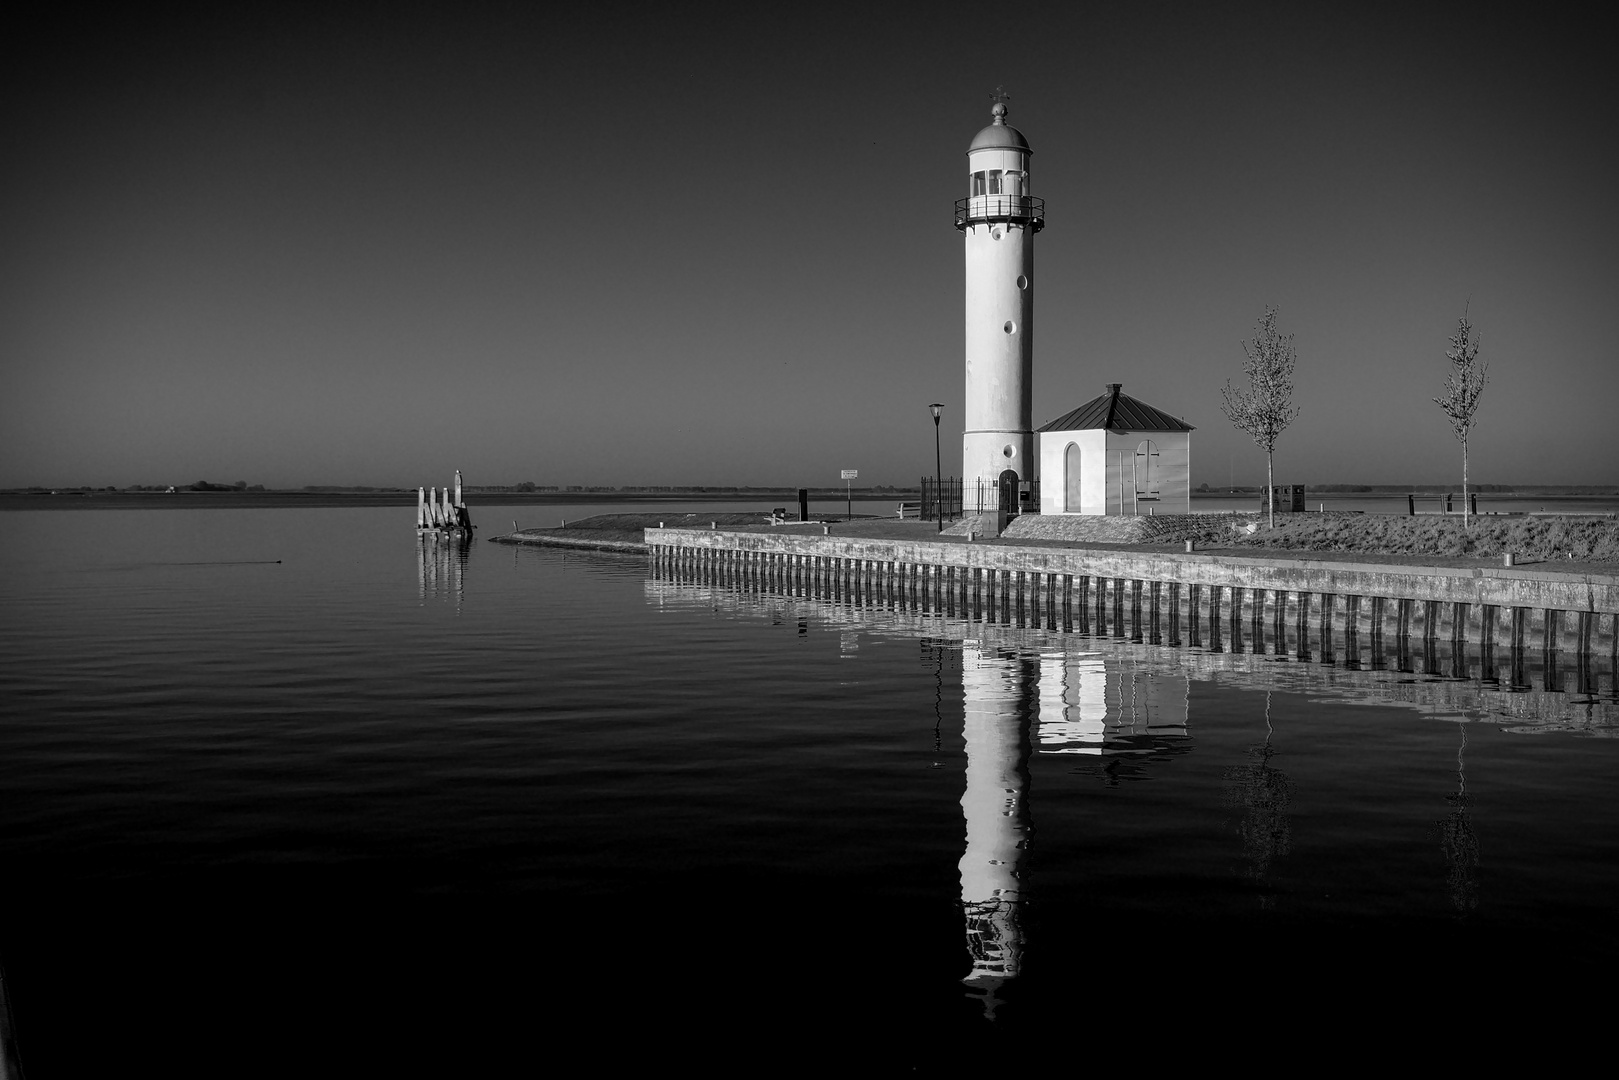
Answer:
xmin=1266 ymin=450 xmax=1275 ymax=529
xmin=1462 ymin=435 xmax=1469 ymax=528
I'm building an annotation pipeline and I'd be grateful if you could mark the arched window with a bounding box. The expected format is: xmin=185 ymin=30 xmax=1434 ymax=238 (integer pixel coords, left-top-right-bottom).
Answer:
xmin=1065 ymin=443 xmax=1082 ymax=512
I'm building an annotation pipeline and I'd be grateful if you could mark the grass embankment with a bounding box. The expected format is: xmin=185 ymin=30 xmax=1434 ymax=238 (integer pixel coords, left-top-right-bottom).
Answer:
xmin=504 ymin=510 xmax=1619 ymax=566
xmin=1142 ymin=514 xmax=1619 ymax=564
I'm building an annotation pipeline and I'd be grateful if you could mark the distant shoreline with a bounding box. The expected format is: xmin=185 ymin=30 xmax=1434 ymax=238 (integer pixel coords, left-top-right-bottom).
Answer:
xmin=3 ymin=487 xmax=1616 ymax=512
xmin=0 ymin=490 xmax=914 ymax=511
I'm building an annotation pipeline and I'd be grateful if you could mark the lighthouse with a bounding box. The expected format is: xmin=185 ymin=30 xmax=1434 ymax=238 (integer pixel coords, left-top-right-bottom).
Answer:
xmin=955 ymin=101 xmax=1044 ymax=512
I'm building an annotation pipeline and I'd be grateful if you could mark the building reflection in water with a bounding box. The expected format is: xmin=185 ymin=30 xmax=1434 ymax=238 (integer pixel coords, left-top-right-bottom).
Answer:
xmin=640 ymin=564 xmax=1616 ymax=1016
xmin=957 ymin=641 xmax=1192 ymax=1016
xmin=957 ymin=643 xmax=1033 ymax=1016
xmin=1037 ymin=650 xmax=1192 ymax=783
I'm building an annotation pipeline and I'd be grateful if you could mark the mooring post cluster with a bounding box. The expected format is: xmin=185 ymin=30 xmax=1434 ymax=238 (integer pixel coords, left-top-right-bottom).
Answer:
xmin=416 ymin=469 xmax=474 ymax=533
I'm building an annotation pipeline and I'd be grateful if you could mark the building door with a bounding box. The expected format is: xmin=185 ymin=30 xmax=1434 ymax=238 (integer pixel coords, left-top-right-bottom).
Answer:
xmin=1064 ymin=443 xmax=1082 ymax=512
xmin=998 ymin=470 xmax=1019 ymax=516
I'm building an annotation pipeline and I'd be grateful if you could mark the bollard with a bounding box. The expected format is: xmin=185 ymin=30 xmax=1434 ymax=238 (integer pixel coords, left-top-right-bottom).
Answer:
xmin=823 ymin=525 xmax=831 ymax=535
xmin=1503 ymin=552 xmax=1514 ymax=567
xmin=1407 ymin=495 xmax=1415 ymax=516
xmin=1186 ymin=539 xmax=1195 ymax=552
xmin=658 ymin=522 xmax=664 ymax=528
xmin=711 ymin=522 xmax=717 ymax=529
xmin=967 ymin=529 xmax=976 ymax=542
xmin=513 ymin=520 xmax=518 ymax=532
xmin=561 ymin=519 xmax=566 ymax=527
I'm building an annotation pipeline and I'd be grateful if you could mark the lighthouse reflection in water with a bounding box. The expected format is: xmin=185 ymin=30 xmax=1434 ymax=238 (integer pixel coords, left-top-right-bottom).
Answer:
xmin=957 ymin=641 xmax=1188 ymax=1014
xmin=644 ymin=554 xmax=1618 ymax=1022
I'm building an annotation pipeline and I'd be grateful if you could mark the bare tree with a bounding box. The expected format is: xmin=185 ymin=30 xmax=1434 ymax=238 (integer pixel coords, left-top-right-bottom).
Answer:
xmin=1433 ymin=309 xmax=1488 ymax=526
xmin=1221 ymin=307 xmax=1300 ymax=528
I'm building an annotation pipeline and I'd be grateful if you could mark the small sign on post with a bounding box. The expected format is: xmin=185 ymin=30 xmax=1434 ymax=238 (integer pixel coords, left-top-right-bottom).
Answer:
xmin=841 ymin=470 xmax=857 ymax=522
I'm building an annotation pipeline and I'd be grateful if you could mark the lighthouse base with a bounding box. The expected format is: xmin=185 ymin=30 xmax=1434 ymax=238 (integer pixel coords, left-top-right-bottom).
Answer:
xmin=963 ymin=429 xmax=1036 ymax=513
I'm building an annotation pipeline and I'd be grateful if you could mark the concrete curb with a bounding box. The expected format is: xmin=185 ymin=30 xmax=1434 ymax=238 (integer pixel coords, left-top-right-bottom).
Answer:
xmin=488 ymin=533 xmax=648 ymax=554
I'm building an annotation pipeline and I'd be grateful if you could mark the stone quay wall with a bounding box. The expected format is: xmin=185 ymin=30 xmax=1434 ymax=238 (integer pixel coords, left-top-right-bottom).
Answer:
xmin=645 ymin=528 xmax=1619 ymax=661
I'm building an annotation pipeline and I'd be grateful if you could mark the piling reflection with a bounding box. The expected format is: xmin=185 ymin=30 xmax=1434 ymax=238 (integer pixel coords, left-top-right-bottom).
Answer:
xmin=417 ymin=530 xmax=471 ymax=609
xmin=646 ymin=546 xmax=1616 ymax=731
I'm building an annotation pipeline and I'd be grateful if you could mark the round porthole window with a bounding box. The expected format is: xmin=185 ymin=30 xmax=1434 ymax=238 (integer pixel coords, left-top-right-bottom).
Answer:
xmin=990 ymin=227 xmax=1003 ymax=240
xmin=1002 ymin=445 xmax=1016 ymax=459
xmin=1016 ymin=275 xmax=1029 ymax=289
xmin=1003 ymin=321 xmax=1016 ymax=334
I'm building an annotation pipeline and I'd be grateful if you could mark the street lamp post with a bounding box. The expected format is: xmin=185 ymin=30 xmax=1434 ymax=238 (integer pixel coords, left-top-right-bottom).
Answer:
xmin=929 ymin=403 xmax=945 ymax=532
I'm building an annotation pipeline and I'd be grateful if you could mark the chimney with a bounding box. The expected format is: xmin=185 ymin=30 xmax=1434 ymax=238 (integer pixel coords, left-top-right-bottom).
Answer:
xmin=1106 ymin=383 xmax=1121 ymax=396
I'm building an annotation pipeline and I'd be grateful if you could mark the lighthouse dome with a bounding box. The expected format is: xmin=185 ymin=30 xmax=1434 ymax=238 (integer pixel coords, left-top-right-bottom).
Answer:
xmin=968 ymin=102 xmax=1031 ymax=153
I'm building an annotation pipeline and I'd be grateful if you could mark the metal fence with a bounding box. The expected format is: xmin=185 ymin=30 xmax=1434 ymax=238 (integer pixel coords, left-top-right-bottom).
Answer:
xmin=920 ymin=477 xmax=962 ymax=522
xmin=921 ymin=477 xmax=1042 ymax=520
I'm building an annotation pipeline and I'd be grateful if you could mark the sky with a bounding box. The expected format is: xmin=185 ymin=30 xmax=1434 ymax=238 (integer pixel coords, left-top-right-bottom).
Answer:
xmin=4 ymin=2 xmax=1615 ymax=489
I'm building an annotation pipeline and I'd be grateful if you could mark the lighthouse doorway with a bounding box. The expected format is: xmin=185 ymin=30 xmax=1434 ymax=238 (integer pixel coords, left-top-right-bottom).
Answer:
xmin=998 ymin=470 xmax=1020 ymax=517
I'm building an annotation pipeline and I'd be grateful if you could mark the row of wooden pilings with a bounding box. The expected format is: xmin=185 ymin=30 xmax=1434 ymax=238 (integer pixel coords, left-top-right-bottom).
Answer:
xmin=649 ymin=542 xmax=1618 ymax=695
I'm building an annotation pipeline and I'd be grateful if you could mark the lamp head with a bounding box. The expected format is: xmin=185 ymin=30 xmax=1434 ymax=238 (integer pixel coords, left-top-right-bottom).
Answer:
xmin=929 ymin=402 xmax=944 ymax=422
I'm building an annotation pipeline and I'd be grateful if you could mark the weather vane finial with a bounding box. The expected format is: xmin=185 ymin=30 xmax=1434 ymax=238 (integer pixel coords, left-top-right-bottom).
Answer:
xmin=989 ymin=85 xmax=1010 ymax=122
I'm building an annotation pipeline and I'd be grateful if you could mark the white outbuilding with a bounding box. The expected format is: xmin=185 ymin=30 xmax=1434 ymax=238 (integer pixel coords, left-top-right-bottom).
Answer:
xmin=1037 ymin=384 xmax=1194 ymax=516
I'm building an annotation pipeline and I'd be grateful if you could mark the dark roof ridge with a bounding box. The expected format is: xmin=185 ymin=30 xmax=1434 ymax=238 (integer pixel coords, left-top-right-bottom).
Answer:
xmin=1037 ymin=383 xmax=1195 ymax=433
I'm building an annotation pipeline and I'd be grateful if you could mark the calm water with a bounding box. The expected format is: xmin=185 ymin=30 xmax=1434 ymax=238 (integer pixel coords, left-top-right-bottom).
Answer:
xmin=2 ymin=506 xmax=1616 ymax=1074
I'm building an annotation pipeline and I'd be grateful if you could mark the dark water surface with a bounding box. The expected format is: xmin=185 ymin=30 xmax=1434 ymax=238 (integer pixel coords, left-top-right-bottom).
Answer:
xmin=2 ymin=507 xmax=1616 ymax=1074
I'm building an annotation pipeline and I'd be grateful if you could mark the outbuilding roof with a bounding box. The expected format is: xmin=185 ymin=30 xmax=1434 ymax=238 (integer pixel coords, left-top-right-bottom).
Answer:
xmin=1038 ymin=384 xmax=1195 ymax=433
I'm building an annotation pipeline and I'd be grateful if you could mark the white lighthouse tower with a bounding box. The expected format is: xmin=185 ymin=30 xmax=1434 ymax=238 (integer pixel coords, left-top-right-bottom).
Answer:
xmin=956 ymin=100 xmax=1044 ymax=512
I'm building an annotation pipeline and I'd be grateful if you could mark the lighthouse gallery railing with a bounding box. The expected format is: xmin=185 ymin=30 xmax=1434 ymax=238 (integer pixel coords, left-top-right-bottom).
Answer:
xmin=954 ymin=195 xmax=1045 ymax=231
